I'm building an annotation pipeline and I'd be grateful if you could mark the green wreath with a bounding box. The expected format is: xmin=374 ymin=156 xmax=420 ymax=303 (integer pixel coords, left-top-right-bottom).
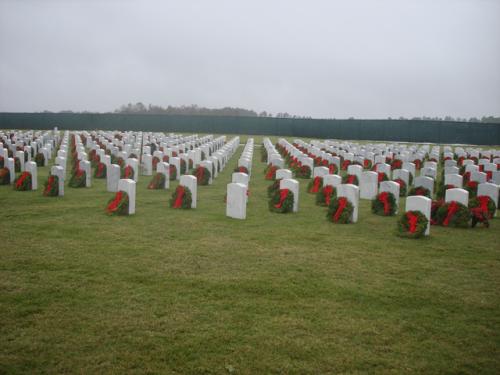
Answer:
xmin=469 ymin=196 xmax=496 ymax=219
xmin=13 ymin=171 xmax=32 ymax=191
xmin=191 ymin=166 xmax=211 ymax=185
xmin=170 ymin=185 xmax=193 ymax=209
xmin=69 ymin=169 xmax=86 ymax=188
xmin=307 ymin=176 xmax=323 ymax=194
xmin=397 ymin=210 xmax=428 ymax=238
xmin=342 ymin=174 xmax=359 ymax=186
xmin=316 ymin=185 xmax=336 ymax=206
xmin=408 ymin=186 xmax=431 ymax=198
xmin=435 ymin=201 xmax=470 ymax=228
xmin=371 ymin=191 xmax=397 ymax=216
xmin=180 ymin=159 xmax=187 ymax=174
xmin=106 ymin=191 xmax=129 ymax=215
xmin=294 ymin=165 xmax=311 ymax=179
xmin=267 ymin=179 xmax=281 ymax=197
xmin=393 ymin=179 xmax=407 ymax=196
xmin=94 ymin=162 xmax=107 ymax=178
xmin=43 ymin=175 xmax=59 ymax=197
xmin=121 ymin=165 xmax=135 ymax=179
xmin=169 ymin=164 xmax=177 ymax=180
xmin=34 ymin=153 xmax=45 ymax=167
xmin=326 ymin=197 xmax=354 ymax=223
xmin=234 ymin=166 xmax=249 ymax=174
xmin=268 ymin=189 xmax=294 ymax=213
xmin=14 ymin=157 xmax=21 ymax=172
xmin=147 ymin=172 xmax=166 ymax=190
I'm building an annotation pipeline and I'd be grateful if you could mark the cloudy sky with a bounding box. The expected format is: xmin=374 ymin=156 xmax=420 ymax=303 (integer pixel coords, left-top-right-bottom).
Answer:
xmin=0 ymin=0 xmax=499 ymax=119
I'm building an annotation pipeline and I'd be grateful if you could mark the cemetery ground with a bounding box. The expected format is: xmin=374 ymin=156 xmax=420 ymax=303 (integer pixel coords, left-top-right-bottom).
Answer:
xmin=1 ymin=136 xmax=499 ymax=374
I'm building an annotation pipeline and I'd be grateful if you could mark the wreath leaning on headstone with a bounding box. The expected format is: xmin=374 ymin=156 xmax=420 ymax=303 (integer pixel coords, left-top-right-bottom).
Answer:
xmin=191 ymin=166 xmax=211 ymax=185
xmin=294 ymin=165 xmax=311 ymax=179
xmin=170 ymin=185 xmax=193 ymax=209
xmin=307 ymin=176 xmax=323 ymax=194
xmin=408 ymin=186 xmax=431 ymax=198
xmin=316 ymin=185 xmax=336 ymax=206
xmin=43 ymin=175 xmax=59 ymax=197
xmin=342 ymin=174 xmax=359 ymax=186
xmin=435 ymin=201 xmax=470 ymax=228
xmin=147 ymin=172 xmax=166 ymax=190
xmin=371 ymin=191 xmax=397 ymax=216
xmin=13 ymin=171 xmax=32 ymax=191
xmin=169 ymin=165 xmax=177 ymax=180
xmin=69 ymin=169 xmax=86 ymax=188
xmin=397 ymin=210 xmax=428 ymax=239
xmin=234 ymin=166 xmax=249 ymax=174
xmin=106 ymin=191 xmax=129 ymax=216
xmin=326 ymin=197 xmax=354 ymax=224
xmin=264 ymin=164 xmax=278 ymax=180
xmin=267 ymin=179 xmax=281 ymax=198
xmin=269 ymin=188 xmax=294 ymax=213
xmin=393 ymin=179 xmax=407 ymax=196
xmin=94 ymin=162 xmax=107 ymax=178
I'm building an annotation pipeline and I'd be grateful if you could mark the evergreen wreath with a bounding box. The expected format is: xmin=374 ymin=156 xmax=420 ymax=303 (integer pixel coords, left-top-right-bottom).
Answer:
xmin=294 ymin=165 xmax=311 ymax=179
xmin=13 ymin=171 xmax=32 ymax=191
xmin=169 ymin=164 xmax=177 ymax=180
xmin=397 ymin=210 xmax=428 ymax=238
xmin=192 ymin=166 xmax=211 ymax=185
xmin=469 ymin=195 xmax=495 ymax=220
xmin=121 ymin=165 xmax=135 ymax=179
xmin=316 ymin=185 xmax=336 ymax=206
xmin=371 ymin=191 xmax=397 ymax=216
xmin=147 ymin=172 xmax=166 ymax=189
xmin=34 ymin=153 xmax=45 ymax=166
xmin=170 ymin=185 xmax=193 ymax=209
xmin=69 ymin=169 xmax=86 ymax=188
xmin=408 ymin=186 xmax=431 ymax=198
xmin=43 ymin=175 xmax=59 ymax=197
xmin=326 ymin=197 xmax=354 ymax=223
xmin=14 ymin=157 xmax=21 ymax=172
xmin=269 ymin=188 xmax=294 ymax=213
xmin=267 ymin=179 xmax=281 ymax=197
xmin=265 ymin=164 xmax=278 ymax=180
xmin=435 ymin=201 xmax=470 ymax=228
xmin=393 ymin=179 xmax=407 ymax=196
xmin=234 ymin=166 xmax=249 ymax=174
xmin=106 ymin=191 xmax=129 ymax=215
xmin=342 ymin=174 xmax=359 ymax=186
xmin=94 ymin=162 xmax=107 ymax=178
xmin=307 ymin=176 xmax=323 ymax=194
xmin=180 ymin=159 xmax=187 ymax=174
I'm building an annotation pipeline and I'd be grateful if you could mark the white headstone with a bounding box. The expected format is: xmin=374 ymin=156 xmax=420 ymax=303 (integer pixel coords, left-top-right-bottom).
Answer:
xmin=226 ymin=182 xmax=247 ymax=219
xmin=477 ymin=182 xmax=499 ymax=210
xmin=445 ymin=188 xmax=469 ymax=206
xmin=323 ymin=174 xmax=342 ymax=187
xmin=275 ymin=169 xmax=292 ymax=180
xmin=414 ymin=176 xmax=434 ymax=196
xmin=80 ymin=160 xmax=91 ymax=187
xmin=51 ymin=165 xmax=65 ymax=196
xmin=360 ymin=171 xmax=378 ymax=200
xmin=107 ymin=164 xmax=120 ymax=192
xmin=24 ymin=161 xmax=37 ymax=190
xmin=232 ymin=172 xmax=249 ymax=186
xmin=156 ymin=162 xmax=170 ymax=189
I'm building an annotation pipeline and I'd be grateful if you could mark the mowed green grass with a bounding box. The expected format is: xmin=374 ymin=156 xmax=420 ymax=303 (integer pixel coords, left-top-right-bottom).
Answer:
xmin=1 ymin=136 xmax=499 ymax=374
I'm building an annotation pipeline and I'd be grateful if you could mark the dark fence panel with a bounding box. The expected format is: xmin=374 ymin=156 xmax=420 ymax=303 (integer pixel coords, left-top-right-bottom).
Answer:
xmin=0 ymin=112 xmax=499 ymax=145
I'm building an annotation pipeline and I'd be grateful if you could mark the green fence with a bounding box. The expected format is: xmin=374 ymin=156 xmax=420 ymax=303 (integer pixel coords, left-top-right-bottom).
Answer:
xmin=1 ymin=113 xmax=499 ymax=145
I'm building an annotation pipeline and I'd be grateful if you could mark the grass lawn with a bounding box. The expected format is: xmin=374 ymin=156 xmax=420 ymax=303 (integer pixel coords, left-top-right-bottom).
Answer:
xmin=1 ymin=136 xmax=499 ymax=374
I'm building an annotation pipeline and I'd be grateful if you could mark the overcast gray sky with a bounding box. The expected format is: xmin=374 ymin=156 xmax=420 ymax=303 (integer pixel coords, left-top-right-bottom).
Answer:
xmin=0 ymin=0 xmax=499 ymax=119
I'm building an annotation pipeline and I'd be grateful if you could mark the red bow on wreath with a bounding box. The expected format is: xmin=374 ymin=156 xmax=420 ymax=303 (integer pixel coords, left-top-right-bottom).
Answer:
xmin=333 ymin=197 xmax=348 ymax=222
xmin=275 ymin=189 xmax=290 ymax=209
xmin=173 ymin=186 xmax=186 ymax=208
xmin=107 ymin=191 xmax=123 ymax=213
xmin=378 ymin=192 xmax=391 ymax=215
xmin=443 ymin=201 xmax=459 ymax=226
xmin=406 ymin=212 xmax=419 ymax=233
xmin=323 ymin=185 xmax=334 ymax=206
xmin=311 ymin=176 xmax=322 ymax=193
